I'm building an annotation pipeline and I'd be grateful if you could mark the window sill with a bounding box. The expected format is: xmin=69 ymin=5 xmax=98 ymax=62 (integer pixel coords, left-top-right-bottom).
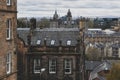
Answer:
xmin=6 ymin=38 xmax=12 ymax=41
xmin=34 ymin=72 xmax=40 ymax=74
xmin=65 ymin=72 xmax=71 ymax=75
xmin=7 ymin=4 xmax=12 ymax=6
xmin=6 ymin=71 xmax=11 ymax=74
xmin=49 ymin=72 xmax=56 ymax=74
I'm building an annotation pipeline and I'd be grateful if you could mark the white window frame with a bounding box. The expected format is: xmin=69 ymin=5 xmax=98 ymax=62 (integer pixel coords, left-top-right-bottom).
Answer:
xmin=64 ymin=59 xmax=72 ymax=74
xmin=6 ymin=0 xmax=11 ymax=6
xmin=6 ymin=19 xmax=11 ymax=40
xmin=51 ymin=40 xmax=55 ymax=45
xmin=67 ymin=40 xmax=71 ymax=45
xmin=49 ymin=59 xmax=56 ymax=74
xmin=36 ymin=40 xmax=41 ymax=45
xmin=6 ymin=53 xmax=12 ymax=74
xmin=33 ymin=59 xmax=41 ymax=73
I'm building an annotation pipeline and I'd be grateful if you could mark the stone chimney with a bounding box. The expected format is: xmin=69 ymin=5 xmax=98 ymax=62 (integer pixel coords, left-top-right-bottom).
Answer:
xmin=30 ymin=18 xmax=36 ymax=30
xmin=27 ymin=34 xmax=31 ymax=45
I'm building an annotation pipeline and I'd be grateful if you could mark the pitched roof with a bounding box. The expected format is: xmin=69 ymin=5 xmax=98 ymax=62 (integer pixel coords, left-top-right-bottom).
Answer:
xmin=85 ymin=61 xmax=102 ymax=70
xmin=89 ymin=61 xmax=111 ymax=80
xmin=17 ymin=28 xmax=80 ymax=46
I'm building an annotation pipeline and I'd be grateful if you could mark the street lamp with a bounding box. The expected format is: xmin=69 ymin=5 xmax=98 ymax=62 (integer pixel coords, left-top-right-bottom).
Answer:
xmin=40 ymin=68 xmax=46 ymax=80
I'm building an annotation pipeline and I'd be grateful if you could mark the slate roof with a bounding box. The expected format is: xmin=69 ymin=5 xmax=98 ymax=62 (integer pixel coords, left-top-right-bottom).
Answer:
xmin=111 ymin=43 xmax=120 ymax=48
xmin=89 ymin=61 xmax=111 ymax=80
xmin=85 ymin=61 xmax=102 ymax=70
xmin=17 ymin=28 xmax=80 ymax=46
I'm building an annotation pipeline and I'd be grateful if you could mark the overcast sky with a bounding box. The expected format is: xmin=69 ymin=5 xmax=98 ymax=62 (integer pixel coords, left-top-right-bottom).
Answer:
xmin=18 ymin=0 xmax=120 ymax=18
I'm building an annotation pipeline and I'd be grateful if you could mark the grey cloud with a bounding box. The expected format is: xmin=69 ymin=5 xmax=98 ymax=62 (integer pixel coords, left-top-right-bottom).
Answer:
xmin=18 ymin=0 xmax=120 ymax=17
xmin=62 ymin=0 xmax=79 ymax=1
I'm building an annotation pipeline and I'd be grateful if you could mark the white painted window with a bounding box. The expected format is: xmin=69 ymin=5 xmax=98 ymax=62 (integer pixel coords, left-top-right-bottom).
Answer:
xmin=7 ymin=0 xmax=11 ymax=6
xmin=67 ymin=40 xmax=71 ymax=45
xmin=33 ymin=59 xmax=41 ymax=73
xmin=6 ymin=53 xmax=12 ymax=74
xmin=49 ymin=59 xmax=56 ymax=74
xmin=6 ymin=19 xmax=11 ymax=40
xmin=64 ymin=59 xmax=72 ymax=74
xmin=36 ymin=40 xmax=41 ymax=45
xmin=51 ymin=40 xmax=55 ymax=45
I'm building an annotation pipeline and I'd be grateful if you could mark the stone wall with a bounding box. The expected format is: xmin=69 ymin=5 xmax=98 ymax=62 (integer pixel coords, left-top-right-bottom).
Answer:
xmin=0 ymin=0 xmax=17 ymax=80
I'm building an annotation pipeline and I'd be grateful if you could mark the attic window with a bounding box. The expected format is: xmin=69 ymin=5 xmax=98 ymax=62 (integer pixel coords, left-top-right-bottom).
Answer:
xmin=51 ymin=40 xmax=55 ymax=45
xmin=64 ymin=21 xmax=67 ymax=24
xmin=67 ymin=40 xmax=71 ymax=45
xmin=36 ymin=40 xmax=41 ymax=45
xmin=71 ymin=21 xmax=74 ymax=25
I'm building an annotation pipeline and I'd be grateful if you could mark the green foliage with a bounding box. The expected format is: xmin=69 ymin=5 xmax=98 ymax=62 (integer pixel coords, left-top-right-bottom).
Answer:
xmin=86 ymin=47 xmax=101 ymax=60
xmin=17 ymin=18 xmax=30 ymax=28
xmin=17 ymin=20 xmax=26 ymax=28
xmin=37 ymin=17 xmax=50 ymax=28
xmin=17 ymin=17 xmax=50 ymax=28
xmin=87 ymin=19 xmax=94 ymax=28
xmin=106 ymin=63 xmax=120 ymax=80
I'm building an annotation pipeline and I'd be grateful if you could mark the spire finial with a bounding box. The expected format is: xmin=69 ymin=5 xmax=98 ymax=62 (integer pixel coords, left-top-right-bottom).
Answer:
xmin=53 ymin=10 xmax=58 ymax=20
xmin=67 ymin=9 xmax=72 ymax=17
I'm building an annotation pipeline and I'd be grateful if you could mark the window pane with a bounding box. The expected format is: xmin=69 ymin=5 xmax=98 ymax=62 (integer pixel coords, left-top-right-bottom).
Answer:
xmin=6 ymin=53 xmax=12 ymax=74
xmin=64 ymin=59 xmax=72 ymax=74
xmin=49 ymin=59 xmax=56 ymax=74
xmin=34 ymin=59 xmax=41 ymax=73
xmin=67 ymin=40 xmax=71 ymax=45
xmin=36 ymin=40 xmax=41 ymax=45
xmin=6 ymin=19 xmax=11 ymax=39
xmin=7 ymin=0 xmax=11 ymax=5
xmin=51 ymin=40 xmax=55 ymax=45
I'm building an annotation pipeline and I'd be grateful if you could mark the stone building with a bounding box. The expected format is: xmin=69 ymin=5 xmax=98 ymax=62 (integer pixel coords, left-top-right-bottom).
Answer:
xmin=0 ymin=0 xmax=17 ymax=80
xmin=17 ymin=10 xmax=82 ymax=80
xmin=85 ymin=28 xmax=120 ymax=59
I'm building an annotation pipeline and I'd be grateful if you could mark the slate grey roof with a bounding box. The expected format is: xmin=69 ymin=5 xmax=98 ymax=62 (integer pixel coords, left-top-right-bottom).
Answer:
xmin=111 ymin=43 xmax=120 ymax=48
xmin=17 ymin=28 xmax=80 ymax=46
xmin=89 ymin=61 xmax=111 ymax=80
xmin=92 ymin=61 xmax=111 ymax=73
xmin=85 ymin=61 xmax=102 ymax=70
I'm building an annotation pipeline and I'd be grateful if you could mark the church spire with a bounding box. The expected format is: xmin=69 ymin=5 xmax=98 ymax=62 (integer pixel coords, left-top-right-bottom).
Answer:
xmin=67 ymin=9 xmax=72 ymax=17
xmin=53 ymin=10 xmax=58 ymax=21
xmin=66 ymin=9 xmax=72 ymax=22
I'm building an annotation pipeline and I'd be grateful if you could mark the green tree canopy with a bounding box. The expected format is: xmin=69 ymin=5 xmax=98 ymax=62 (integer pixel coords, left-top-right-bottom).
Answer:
xmin=106 ymin=63 xmax=120 ymax=80
xmin=86 ymin=47 xmax=101 ymax=60
xmin=37 ymin=17 xmax=50 ymax=28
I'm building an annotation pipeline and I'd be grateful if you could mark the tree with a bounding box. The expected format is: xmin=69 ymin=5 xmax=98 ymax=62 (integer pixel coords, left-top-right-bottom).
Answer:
xmin=85 ymin=47 xmax=101 ymax=60
xmin=37 ymin=17 xmax=50 ymax=28
xmin=17 ymin=18 xmax=30 ymax=28
xmin=106 ymin=63 xmax=120 ymax=80
xmin=17 ymin=19 xmax=26 ymax=28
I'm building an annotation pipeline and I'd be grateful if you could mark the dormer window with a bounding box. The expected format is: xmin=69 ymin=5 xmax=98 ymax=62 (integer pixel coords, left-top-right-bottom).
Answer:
xmin=71 ymin=21 xmax=74 ymax=25
xmin=7 ymin=0 xmax=11 ymax=6
xmin=36 ymin=40 xmax=41 ymax=45
xmin=51 ymin=40 xmax=55 ymax=45
xmin=67 ymin=40 xmax=71 ymax=45
xmin=64 ymin=21 xmax=67 ymax=25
